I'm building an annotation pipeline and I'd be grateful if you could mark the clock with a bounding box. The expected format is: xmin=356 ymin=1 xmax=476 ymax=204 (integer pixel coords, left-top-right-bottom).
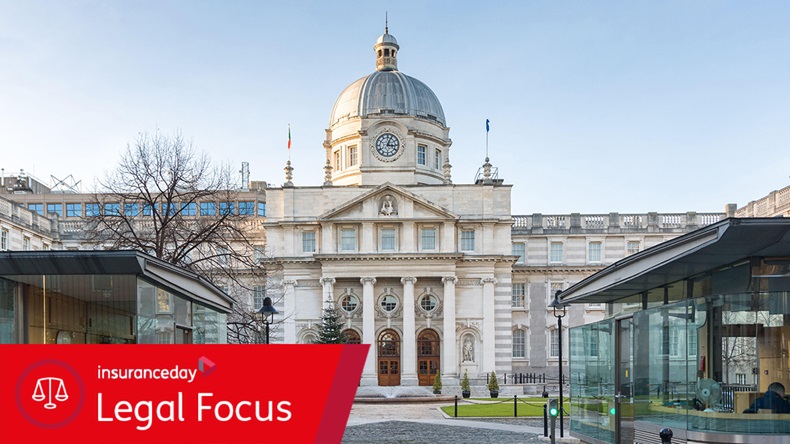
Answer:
xmin=375 ymin=133 xmax=400 ymax=158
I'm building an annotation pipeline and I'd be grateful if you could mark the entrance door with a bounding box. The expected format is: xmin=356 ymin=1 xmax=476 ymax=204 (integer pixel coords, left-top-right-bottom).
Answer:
xmin=377 ymin=330 xmax=400 ymax=386
xmin=614 ymin=317 xmax=634 ymax=444
xmin=417 ymin=329 xmax=440 ymax=386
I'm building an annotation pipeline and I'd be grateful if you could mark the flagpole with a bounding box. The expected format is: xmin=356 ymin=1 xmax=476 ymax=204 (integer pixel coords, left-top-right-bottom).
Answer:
xmin=288 ymin=124 xmax=291 ymax=161
xmin=485 ymin=119 xmax=490 ymax=159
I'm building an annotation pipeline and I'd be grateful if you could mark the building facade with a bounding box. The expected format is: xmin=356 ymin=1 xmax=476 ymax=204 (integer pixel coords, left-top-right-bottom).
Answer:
xmin=0 ymin=29 xmax=739 ymax=387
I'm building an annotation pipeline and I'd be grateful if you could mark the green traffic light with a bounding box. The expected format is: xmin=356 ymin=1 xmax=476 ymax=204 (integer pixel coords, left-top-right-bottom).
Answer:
xmin=549 ymin=407 xmax=558 ymax=416
xmin=609 ymin=407 xmax=616 ymax=415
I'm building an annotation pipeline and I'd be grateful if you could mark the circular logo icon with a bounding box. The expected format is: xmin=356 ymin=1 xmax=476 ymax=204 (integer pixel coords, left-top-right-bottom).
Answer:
xmin=15 ymin=360 xmax=86 ymax=429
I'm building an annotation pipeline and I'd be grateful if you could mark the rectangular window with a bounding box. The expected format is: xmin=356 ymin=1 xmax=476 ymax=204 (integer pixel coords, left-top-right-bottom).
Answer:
xmin=238 ymin=201 xmax=255 ymax=215
xmin=381 ymin=228 xmax=396 ymax=251
xmin=253 ymin=286 xmax=265 ymax=310
xmin=257 ymin=203 xmax=266 ymax=217
xmin=588 ymin=242 xmax=602 ymax=263
xmin=335 ymin=151 xmax=341 ymax=171
xmin=550 ymin=329 xmax=560 ymax=358
xmin=124 ymin=203 xmax=140 ymax=217
xmin=1 ymin=229 xmax=8 ymax=250
xmin=512 ymin=330 xmax=526 ymax=358
xmin=434 ymin=148 xmax=442 ymax=169
xmin=65 ymin=203 xmax=82 ymax=217
xmin=421 ymin=227 xmax=436 ymax=250
xmin=347 ymin=146 xmax=358 ymax=167
xmin=23 ymin=237 xmax=31 ymax=251
xmin=219 ymin=202 xmax=235 ymax=215
xmin=340 ymin=229 xmax=356 ymax=252
xmin=28 ymin=204 xmax=43 ymax=215
xmin=181 ymin=202 xmax=196 ymax=216
xmin=46 ymin=203 xmax=63 ymax=217
xmin=417 ymin=145 xmax=426 ymax=165
xmin=512 ymin=243 xmax=525 ymax=263
xmin=550 ymin=242 xmax=563 ymax=263
xmin=104 ymin=203 xmax=120 ymax=216
xmin=550 ymin=282 xmax=563 ymax=303
xmin=460 ymin=230 xmax=475 ymax=252
xmin=302 ymin=231 xmax=316 ymax=253
xmin=200 ymin=202 xmax=216 ymax=216
xmin=736 ymin=373 xmax=747 ymax=385
xmin=627 ymin=241 xmax=640 ymax=256
xmin=688 ymin=328 xmax=697 ymax=356
xmin=512 ymin=283 xmax=525 ymax=308
xmin=85 ymin=203 xmax=101 ymax=217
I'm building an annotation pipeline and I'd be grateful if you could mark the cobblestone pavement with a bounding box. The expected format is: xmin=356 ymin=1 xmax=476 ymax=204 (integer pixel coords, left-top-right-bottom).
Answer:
xmin=342 ymin=402 xmax=571 ymax=444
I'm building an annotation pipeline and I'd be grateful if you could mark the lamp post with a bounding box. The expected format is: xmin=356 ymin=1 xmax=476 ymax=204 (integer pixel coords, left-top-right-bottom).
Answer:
xmin=549 ymin=290 xmax=567 ymax=438
xmin=256 ymin=296 xmax=278 ymax=344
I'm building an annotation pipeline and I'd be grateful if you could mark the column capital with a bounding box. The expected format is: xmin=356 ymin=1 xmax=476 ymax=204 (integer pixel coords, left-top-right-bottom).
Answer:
xmin=481 ymin=277 xmax=498 ymax=285
xmin=320 ymin=277 xmax=336 ymax=285
xmin=400 ymin=277 xmax=417 ymax=285
xmin=442 ymin=276 xmax=458 ymax=285
xmin=360 ymin=277 xmax=377 ymax=285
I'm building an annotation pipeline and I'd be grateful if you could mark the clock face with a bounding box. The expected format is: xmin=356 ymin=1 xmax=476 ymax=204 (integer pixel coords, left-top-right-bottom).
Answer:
xmin=375 ymin=133 xmax=400 ymax=158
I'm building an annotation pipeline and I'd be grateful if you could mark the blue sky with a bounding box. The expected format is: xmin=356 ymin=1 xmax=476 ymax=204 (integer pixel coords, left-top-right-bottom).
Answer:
xmin=1 ymin=1 xmax=789 ymax=214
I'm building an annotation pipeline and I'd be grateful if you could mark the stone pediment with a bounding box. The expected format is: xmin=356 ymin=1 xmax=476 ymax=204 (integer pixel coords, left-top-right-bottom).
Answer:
xmin=318 ymin=183 xmax=458 ymax=221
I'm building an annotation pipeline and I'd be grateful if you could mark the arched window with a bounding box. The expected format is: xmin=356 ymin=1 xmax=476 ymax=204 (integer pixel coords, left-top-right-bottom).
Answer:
xmin=343 ymin=329 xmax=361 ymax=344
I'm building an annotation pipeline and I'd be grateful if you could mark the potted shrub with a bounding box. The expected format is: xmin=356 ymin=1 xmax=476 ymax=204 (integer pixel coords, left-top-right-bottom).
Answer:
xmin=432 ymin=371 xmax=442 ymax=394
xmin=461 ymin=370 xmax=471 ymax=398
xmin=488 ymin=371 xmax=500 ymax=398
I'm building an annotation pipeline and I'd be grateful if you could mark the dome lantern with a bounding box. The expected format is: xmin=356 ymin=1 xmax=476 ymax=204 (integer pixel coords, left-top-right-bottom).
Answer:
xmin=374 ymin=23 xmax=399 ymax=71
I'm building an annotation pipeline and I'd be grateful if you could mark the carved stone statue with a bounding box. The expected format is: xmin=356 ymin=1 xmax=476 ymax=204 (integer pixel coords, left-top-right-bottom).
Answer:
xmin=463 ymin=338 xmax=474 ymax=362
xmin=380 ymin=195 xmax=397 ymax=216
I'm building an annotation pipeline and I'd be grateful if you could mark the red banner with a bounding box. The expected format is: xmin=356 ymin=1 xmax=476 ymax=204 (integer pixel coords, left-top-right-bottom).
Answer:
xmin=0 ymin=345 xmax=368 ymax=443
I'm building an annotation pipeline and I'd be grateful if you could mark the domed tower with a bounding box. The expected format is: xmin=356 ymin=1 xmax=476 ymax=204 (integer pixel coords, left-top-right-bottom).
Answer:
xmin=325 ymin=27 xmax=452 ymax=186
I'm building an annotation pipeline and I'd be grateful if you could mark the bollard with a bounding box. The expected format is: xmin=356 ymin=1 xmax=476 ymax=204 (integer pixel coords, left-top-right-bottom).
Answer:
xmin=659 ymin=427 xmax=673 ymax=444
xmin=514 ymin=395 xmax=517 ymax=417
xmin=543 ymin=403 xmax=548 ymax=437
xmin=454 ymin=395 xmax=458 ymax=418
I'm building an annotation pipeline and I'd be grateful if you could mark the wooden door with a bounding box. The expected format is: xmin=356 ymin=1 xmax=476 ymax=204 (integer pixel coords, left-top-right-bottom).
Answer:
xmin=377 ymin=330 xmax=400 ymax=386
xmin=417 ymin=329 xmax=440 ymax=386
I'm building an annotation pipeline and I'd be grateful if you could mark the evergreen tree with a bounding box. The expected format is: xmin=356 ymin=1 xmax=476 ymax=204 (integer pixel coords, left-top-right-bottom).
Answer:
xmin=315 ymin=298 xmax=345 ymax=344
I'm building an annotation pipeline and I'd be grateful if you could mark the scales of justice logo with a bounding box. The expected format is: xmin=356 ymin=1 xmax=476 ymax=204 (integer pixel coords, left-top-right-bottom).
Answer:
xmin=16 ymin=360 xmax=86 ymax=429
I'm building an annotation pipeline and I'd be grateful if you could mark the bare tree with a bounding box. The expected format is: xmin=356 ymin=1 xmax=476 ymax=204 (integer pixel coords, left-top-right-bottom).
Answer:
xmin=86 ymin=131 xmax=277 ymax=343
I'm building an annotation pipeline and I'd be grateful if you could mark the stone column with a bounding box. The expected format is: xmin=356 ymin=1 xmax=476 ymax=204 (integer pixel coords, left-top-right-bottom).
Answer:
xmin=282 ymin=279 xmax=297 ymax=343
xmin=442 ymin=276 xmax=458 ymax=380
xmin=319 ymin=277 xmax=336 ymax=315
xmin=482 ymin=277 xmax=497 ymax=373
xmin=360 ymin=277 xmax=377 ymax=386
xmin=401 ymin=277 xmax=418 ymax=386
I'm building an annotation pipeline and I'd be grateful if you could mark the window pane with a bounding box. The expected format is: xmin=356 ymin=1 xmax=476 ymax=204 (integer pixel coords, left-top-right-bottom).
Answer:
xmin=124 ymin=203 xmax=139 ymax=216
xmin=513 ymin=330 xmax=525 ymax=358
xmin=417 ymin=146 xmax=426 ymax=165
xmin=302 ymin=231 xmax=316 ymax=253
xmin=85 ymin=204 xmax=100 ymax=217
xmin=589 ymin=242 xmax=601 ymax=262
xmin=341 ymin=229 xmax=356 ymax=251
xmin=550 ymin=243 xmax=563 ymax=263
xmin=550 ymin=329 xmax=559 ymax=357
xmin=348 ymin=146 xmax=358 ymax=166
xmin=47 ymin=203 xmax=63 ymax=217
xmin=421 ymin=228 xmax=436 ymax=250
xmin=200 ymin=202 xmax=216 ymax=216
xmin=219 ymin=202 xmax=235 ymax=215
xmin=512 ymin=283 xmax=525 ymax=308
xmin=627 ymin=241 xmax=640 ymax=256
xmin=461 ymin=230 xmax=475 ymax=251
xmin=181 ymin=202 xmax=196 ymax=216
xmin=257 ymin=203 xmax=266 ymax=217
xmin=238 ymin=201 xmax=254 ymax=215
xmin=381 ymin=229 xmax=395 ymax=251
xmin=66 ymin=203 xmax=82 ymax=217
xmin=512 ymin=243 xmax=525 ymax=263
xmin=28 ymin=204 xmax=43 ymax=215
xmin=253 ymin=286 xmax=265 ymax=310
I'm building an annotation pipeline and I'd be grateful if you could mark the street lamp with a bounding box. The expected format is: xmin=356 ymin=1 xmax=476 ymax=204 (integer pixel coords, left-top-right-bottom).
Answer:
xmin=549 ymin=290 xmax=567 ymax=438
xmin=256 ymin=296 xmax=278 ymax=344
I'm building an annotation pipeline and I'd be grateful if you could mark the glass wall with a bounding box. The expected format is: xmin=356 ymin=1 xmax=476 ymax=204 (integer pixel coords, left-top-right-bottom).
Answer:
xmin=570 ymin=320 xmax=615 ymax=443
xmin=572 ymin=290 xmax=790 ymax=439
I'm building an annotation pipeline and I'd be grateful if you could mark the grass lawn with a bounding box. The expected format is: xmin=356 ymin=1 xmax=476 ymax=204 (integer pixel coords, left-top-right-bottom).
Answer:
xmin=440 ymin=397 xmax=570 ymax=418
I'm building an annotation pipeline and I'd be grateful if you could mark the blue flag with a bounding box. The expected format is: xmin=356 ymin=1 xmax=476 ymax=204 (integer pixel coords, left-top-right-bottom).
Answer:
xmin=486 ymin=119 xmax=490 ymax=133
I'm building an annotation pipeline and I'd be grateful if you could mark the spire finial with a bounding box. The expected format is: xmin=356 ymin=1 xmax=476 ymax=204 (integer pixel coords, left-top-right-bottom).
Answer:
xmin=385 ymin=12 xmax=388 ymax=34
